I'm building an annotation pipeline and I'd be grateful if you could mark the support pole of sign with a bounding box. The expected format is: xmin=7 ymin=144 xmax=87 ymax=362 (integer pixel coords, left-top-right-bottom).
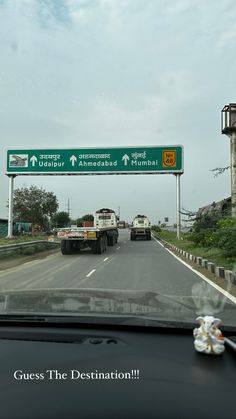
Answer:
xmin=176 ymin=174 xmax=181 ymax=240
xmin=7 ymin=175 xmax=16 ymax=239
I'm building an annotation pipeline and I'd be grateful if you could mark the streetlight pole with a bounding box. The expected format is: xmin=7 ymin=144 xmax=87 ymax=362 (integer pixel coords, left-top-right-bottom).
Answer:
xmin=230 ymin=131 xmax=236 ymax=217
xmin=221 ymin=103 xmax=236 ymax=218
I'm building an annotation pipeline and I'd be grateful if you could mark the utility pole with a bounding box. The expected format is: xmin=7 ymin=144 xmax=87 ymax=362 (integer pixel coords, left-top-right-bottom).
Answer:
xmin=221 ymin=103 xmax=236 ymax=217
xmin=67 ymin=198 xmax=70 ymax=217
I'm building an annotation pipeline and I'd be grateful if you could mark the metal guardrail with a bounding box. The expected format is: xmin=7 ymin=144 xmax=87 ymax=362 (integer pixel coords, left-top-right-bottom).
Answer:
xmin=0 ymin=240 xmax=60 ymax=255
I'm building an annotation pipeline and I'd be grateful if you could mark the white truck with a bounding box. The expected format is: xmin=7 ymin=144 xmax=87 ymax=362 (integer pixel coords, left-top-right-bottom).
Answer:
xmin=130 ymin=214 xmax=151 ymax=241
xmin=118 ymin=220 xmax=126 ymax=229
xmin=57 ymin=208 xmax=118 ymax=255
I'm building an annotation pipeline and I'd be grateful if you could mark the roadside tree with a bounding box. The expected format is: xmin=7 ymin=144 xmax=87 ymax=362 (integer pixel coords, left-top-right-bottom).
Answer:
xmin=51 ymin=211 xmax=70 ymax=228
xmin=12 ymin=185 xmax=58 ymax=231
xmin=77 ymin=214 xmax=94 ymax=227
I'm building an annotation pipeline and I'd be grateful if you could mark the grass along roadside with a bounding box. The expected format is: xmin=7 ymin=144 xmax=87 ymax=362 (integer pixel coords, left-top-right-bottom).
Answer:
xmin=0 ymin=248 xmax=60 ymax=271
xmin=0 ymin=235 xmax=60 ymax=264
xmin=0 ymin=235 xmax=53 ymax=246
xmin=153 ymin=229 xmax=236 ymax=272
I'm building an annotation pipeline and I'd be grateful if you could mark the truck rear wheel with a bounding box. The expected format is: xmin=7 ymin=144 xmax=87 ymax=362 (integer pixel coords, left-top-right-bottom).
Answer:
xmin=72 ymin=242 xmax=81 ymax=251
xmin=103 ymin=236 xmax=107 ymax=251
xmin=107 ymin=235 xmax=114 ymax=246
xmin=61 ymin=240 xmax=67 ymax=254
xmin=96 ymin=237 xmax=103 ymax=254
xmin=61 ymin=240 xmax=72 ymax=255
xmin=66 ymin=240 xmax=73 ymax=254
xmin=91 ymin=242 xmax=97 ymax=254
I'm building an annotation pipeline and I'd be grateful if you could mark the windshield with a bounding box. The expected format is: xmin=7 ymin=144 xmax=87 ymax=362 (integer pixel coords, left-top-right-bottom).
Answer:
xmin=0 ymin=0 xmax=236 ymax=330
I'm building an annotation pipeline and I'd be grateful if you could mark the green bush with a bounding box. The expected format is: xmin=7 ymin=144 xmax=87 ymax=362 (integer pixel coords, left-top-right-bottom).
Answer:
xmin=187 ymin=230 xmax=213 ymax=247
xmin=188 ymin=213 xmax=236 ymax=249
xmin=22 ymin=247 xmax=35 ymax=255
xmin=193 ymin=212 xmax=220 ymax=233
xmin=211 ymin=226 xmax=236 ymax=256
xmin=152 ymin=225 xmax=161 ymax=233
xmin=217 ymin=217 xmax=236 ymax=229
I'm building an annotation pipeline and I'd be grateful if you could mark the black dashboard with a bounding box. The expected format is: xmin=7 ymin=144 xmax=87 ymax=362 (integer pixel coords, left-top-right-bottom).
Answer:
xmin=0 ymin=323 xmax=235 ymax=419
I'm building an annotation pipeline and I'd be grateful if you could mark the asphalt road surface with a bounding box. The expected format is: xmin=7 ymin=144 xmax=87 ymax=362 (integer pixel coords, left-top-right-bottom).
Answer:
xmin=0 ymin=230 xmax=230 ymax=300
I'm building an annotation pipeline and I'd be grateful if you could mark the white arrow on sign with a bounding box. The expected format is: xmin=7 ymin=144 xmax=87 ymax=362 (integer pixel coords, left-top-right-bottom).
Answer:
xmin=70 ymin=155 xmax=77 ymax=166
xmin=30 ymin=156 xmax=37 ymax=167
xmin=122 ymin=154 xmax=130 ymax=166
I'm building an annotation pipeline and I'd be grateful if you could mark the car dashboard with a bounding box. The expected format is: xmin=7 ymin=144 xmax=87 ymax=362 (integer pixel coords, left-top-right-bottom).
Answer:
xmin=0 ymin=321 xmax=235 ymax=419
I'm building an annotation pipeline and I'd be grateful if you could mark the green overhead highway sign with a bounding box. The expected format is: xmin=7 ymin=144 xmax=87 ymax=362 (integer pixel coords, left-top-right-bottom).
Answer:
xmin=6 ymin=146 xmax=183 ymax=175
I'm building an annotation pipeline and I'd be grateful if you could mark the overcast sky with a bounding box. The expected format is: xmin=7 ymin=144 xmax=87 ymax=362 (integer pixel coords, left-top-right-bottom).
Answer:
xmin=0 ymin=0 xmax=235 ymax=224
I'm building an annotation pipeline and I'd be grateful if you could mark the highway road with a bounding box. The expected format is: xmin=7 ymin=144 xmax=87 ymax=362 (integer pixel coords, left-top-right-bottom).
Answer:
xmin=0 ymin=229 xmax=232 ymax=301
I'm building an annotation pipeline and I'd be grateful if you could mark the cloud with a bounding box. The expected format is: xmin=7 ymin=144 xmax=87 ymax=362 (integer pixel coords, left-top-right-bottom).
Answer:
xmin=217 ymin=27 xmax=236 ymax=49
xmin=0 ymin=0 xmax=234 ymax=220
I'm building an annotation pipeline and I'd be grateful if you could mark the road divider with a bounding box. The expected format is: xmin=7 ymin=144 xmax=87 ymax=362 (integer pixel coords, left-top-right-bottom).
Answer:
xmin=165 ymin=246 xmax=236 ymax=305
xmin=153 ymin=235 xmax=236 ymax=286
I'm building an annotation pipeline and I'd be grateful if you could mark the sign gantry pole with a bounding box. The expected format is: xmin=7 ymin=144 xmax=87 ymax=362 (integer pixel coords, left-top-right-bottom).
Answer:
xmin=176 ymin=174 xmax=181 ymax=240
xmin=7 ymin=175 xmax=16 ymax=239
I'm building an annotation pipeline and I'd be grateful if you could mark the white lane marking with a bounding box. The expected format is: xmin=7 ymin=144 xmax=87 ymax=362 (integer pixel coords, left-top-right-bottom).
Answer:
xmin=77 ymin=254 xmax=115 ymax=286
xmin=103 ymin=257 xmax=108 ymax=262
xmin=153 ymin=237 xmax=236 ymax=305
xmin=86 ymin=269 xmax=96 ymax=277
xmin=152 ymin=235 xmax=165 ymax=247
xmin=116 ymin=247 xmax=120 ymax=250
xmin=165 ymin=247 xmax=236 ymax=304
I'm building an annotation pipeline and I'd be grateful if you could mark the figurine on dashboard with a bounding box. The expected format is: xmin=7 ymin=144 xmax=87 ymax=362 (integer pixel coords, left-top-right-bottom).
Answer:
xmin=193 ymin=315 xmax=225 ymax=355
